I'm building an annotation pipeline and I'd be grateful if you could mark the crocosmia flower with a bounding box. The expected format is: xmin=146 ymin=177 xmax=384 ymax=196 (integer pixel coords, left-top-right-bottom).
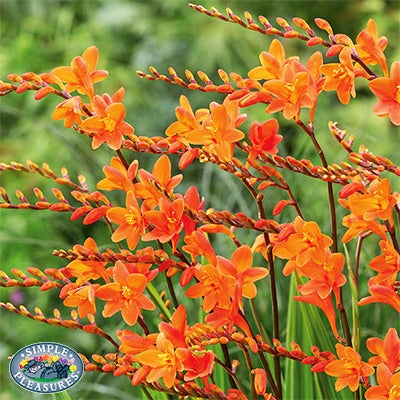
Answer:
xmin=52 ymin=46 xmax=108 ymax=100
xmin=247 ymin=118 xmax=282 ymax=161
xmin=325 ymin=344 xmax=374 ymax=392
xmin=81 ymin=95 xmax=134 ymax=150
xmin=107 ymin=191 xmax=144 ymax=250
xmin=369 ymin=61 xmax=400 ymax=125
xmin=96 ymin=260 xmax=155 ymax=326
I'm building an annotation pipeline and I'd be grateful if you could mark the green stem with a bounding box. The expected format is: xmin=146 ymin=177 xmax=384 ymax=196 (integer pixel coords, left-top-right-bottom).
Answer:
xmin=146 ymin=282 xmax=172 ymax=321
xmin=142 ymin=386 xmax=155 ymax=400
xmin=354 ymin=235 xmax=368 ymax=284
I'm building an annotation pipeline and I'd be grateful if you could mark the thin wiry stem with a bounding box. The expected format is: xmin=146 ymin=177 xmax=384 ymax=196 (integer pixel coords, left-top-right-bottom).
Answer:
xmin=296 ymin=119 xmax=353 ymax=348
xmin=116 ymin=148 xmax=130 ymax=170
xmin=238 ymin=343 xmax=256 ymax=400
xmin=165 ymin=275 xmax=179 ymax=309
xmin=296 ymin=119 xmax=338 ymax=252
xmin=385 ymin=220 xmax=399 ymax=253
xmin=214 ymin=355 xmax=243 ymax=392
xmin=241 ymin=177 xmax=282 ymax=399
xmin=220 ymin=344 xmax=237 ymax=389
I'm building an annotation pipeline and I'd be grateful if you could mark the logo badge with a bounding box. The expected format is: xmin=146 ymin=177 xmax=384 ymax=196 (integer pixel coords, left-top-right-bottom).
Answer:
xmin=9 ymin=342 xmax=84 ymax=393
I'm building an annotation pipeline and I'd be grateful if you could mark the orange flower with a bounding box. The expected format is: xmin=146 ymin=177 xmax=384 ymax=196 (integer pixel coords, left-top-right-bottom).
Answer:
xmin=248 ymin=39 xmax=296 ymax=81
xmin=80 ymin=95 xmax=134 ymax=150
xmin=305 ymin=51 xmax=326 ymax=120
xmin=61 ymin=237 xmax=111 ymax=283
xmin=365 ymin=364 xmax=400 ymax=400
xmin=166 ymin=96 xmax=246 ymax=162
xmin=61 ymin=283 xmax=99 ymax=318
xmin=355 ymin=19 xmax=388 ymax=76
xmin=175 ymin=348 xmax=215 ymax=382
xmin=52 ymin=96 xmax=83 ymax=128
xmin=97 ymin=157 xmax=137 ymax=193
xmin=247 ymin=118 xmax=282 ymax=161
xmin=182 ymin=230 xmax=217 ymax=265
xmin=186 ymin=264 xmax=235 ymax=312
xmin=52 ymin=46 xmax=108 ymax=100
xmin=165 ymin=95 xmax=207 ymax=141
xmin=107 ymin=191 xmax=144 ymax=250
xmin=186 ymin=97 xmax=246 ymax=161
xmin=358 ymin=280 xmax=400 ymax=313
xmin=347 ymin=178 xmax=396 ymax=225
xmin=205 ymin=304 xmax=252 ymax=337
xmin=124 ymin=261 xmax=158 ymax=283
xmin=369 ymin=61 xmax=400 ymax=125
xmin=159 ymin=304 xmax=188 ymax=349
xmin=136 ymin=332 xmax=184 ymax=388
xmin=216 ymin=245 xmax=269 ymax=309
xmin=182 ymin=185 xmax=204 ymax=235
xmin=262 ymin=62 xmax=315 ymax=120
xmin=341 ymin=212 xmax=387 ymax=243
xmin=299 ymin=252 xmax=346 ymax=300
xmin=273 ymin=216 xmax=333 ymax=267
xmin=142 ymin=197 xmax=184 ymax=246
xmin=252 ymin=368 xmax=267 ymax=395
xmin=369 ymin=240 xmax=400 ymax=285
xmin=96 ymin=260 xmax=155 ymax=326
xmin=118 ymin=329 xmax=155 ymax=356
xmin=135 ymin=155 xmax=182 ymax=212
xmin=320 ymin=47 xmax=367 ymax=104
xmin=366 ymin=327 xmax=400 ymax=373
xmin=227 ymin=388 xmax=249 ymax=399
xmin=324 ymin=344 xmax=375 ymax=392
xmin=294 ymin=290 xmax=340 ymax=339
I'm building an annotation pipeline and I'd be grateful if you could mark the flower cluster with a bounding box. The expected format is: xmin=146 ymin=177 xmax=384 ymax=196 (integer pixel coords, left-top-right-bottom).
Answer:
xmin=0 ymin=5 xmax=399 ymax=400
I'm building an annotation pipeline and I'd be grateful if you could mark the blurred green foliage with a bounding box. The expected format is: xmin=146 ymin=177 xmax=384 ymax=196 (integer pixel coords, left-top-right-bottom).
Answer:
xmin=0 ymin=0 xmax=399 ymax=398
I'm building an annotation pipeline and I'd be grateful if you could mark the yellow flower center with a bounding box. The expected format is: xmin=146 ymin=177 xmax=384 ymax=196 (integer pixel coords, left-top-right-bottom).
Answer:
xmin=206 ymin=125 xmax=218 ymax=133
xmin=384 ymin=253 xmax=396 ymax=266
xmin=121 ymin=285 xmax=132 ymax=299
xmin=205 ymin=124 xmax=220 ymax=142
xmin=158 ymin=352 xmax=174 ymax=366
xmin=303 ymin=231 xmax=317 ymax=245
xmin=166 ymin=212 xmax=177 ymax=225
xmin=333 ymin=66 xmax=347 ymax=79
xmin=125 ymin=208 xmax=140 ymax=225
xmin=100 ymin=114 xmax=116 ymax=132
xmin=389 ymin=385 xmax=400 ymax=400
xmin=285 ymin=82 xmax=296 ymax=92
xmin=323 ymin=262 xmax=334 ymax=273
xmin=284 ymin=81 xmax=300 ymax=102
xmin=396 ymin=84 xmax=400 ymax=103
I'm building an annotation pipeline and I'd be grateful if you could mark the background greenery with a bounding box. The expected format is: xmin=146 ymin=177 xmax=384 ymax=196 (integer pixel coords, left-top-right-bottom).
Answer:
xmin=1 ymin=0 xmax=399 ymax=399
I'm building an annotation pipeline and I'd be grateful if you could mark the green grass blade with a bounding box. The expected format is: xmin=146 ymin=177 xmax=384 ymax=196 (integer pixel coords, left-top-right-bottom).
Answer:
xmin=50 ymin=391 xmax=72 ymax=400
xmin=285 ymin=274 xmax=349 ymax=400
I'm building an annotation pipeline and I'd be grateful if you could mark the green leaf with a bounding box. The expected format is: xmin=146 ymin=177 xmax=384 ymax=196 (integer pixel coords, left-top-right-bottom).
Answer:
xmin=284 ymin=274 xmax=343 ymax=400
xmin=50 ymin=391 xmax=72 ymax=400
